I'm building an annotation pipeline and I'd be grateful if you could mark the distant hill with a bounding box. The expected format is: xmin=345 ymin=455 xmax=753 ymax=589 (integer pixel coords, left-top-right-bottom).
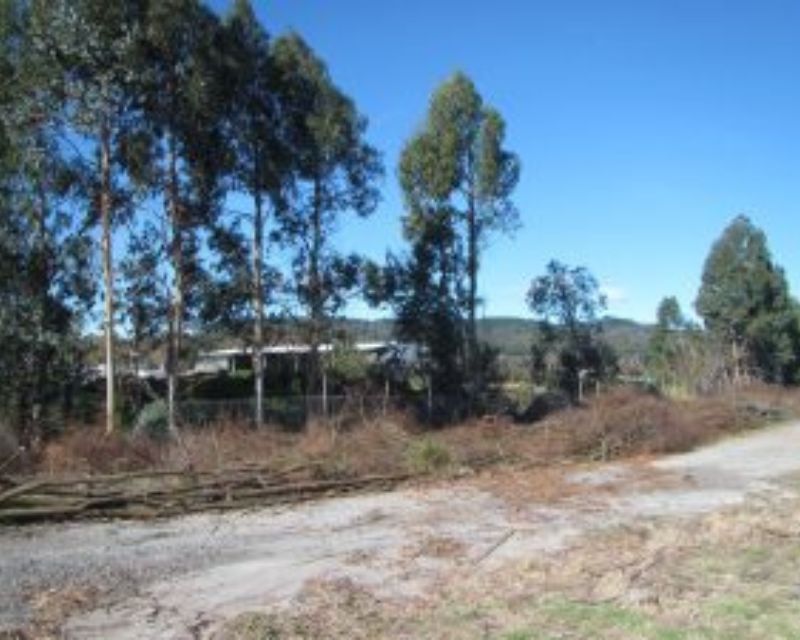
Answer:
xmin=599 ymin=317 xmax=655 ymax=361
xmin=338 ymin=316 xmax=653 ymax=361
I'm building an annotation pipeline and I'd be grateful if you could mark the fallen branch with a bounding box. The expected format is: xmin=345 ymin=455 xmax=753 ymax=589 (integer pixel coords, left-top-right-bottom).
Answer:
xmin=0 ymin=467 xmax=410 ymax=525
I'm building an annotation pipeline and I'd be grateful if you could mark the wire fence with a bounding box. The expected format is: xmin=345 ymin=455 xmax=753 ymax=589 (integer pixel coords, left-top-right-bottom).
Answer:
xmin=177 ymin=394 xmax=396 ymax=429
xmin=176 ymin=393 xmax=510 ymax=429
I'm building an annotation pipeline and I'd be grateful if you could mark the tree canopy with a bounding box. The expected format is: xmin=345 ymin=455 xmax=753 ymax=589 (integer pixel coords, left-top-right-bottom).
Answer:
xmin=696 ymin=215 xmax=800 ymax=384
xmin=527 ymin=261 xmax=615 ymax=399
xmin=394 ymin=72 xmax=519 ymax=399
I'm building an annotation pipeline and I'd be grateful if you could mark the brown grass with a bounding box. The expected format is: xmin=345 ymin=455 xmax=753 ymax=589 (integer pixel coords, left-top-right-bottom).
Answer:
xmin=34 ymin=413 xmax=417 ymax=478
xmin=27 ymin=385 xmax=800 ymax=481
xmin=537 ymin=384 xmax=799 ymax=462
xmin=536 ymin=388 xmax=736 ymax=460
xmin=38 ymin=429 xmax=164 ymax=475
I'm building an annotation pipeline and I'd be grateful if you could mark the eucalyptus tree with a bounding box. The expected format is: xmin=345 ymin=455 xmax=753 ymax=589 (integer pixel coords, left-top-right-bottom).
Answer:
xmin=0 ymin=0 xmax=95 ymax=442
xmin=527 ymin=261 xmax=614 ymax=400
xmin=25 ymin=0 xmax=148 ymax=433
xmin=399 ymin=72 xmax=520 ymax=395
xmin=271 ymin=33 xmax=382 ymax=397
xmin=139 ymin=0 xmax=231 ymax=431
xmin=220 ymin=0 xmax=286 ymax=427
xmin=119 ymin=220 xmax=168 ymax=374
xmin=394 ymin=210 xmax=465 ymax=394
xmin=0 ymin=158 xmax=93 ymax=444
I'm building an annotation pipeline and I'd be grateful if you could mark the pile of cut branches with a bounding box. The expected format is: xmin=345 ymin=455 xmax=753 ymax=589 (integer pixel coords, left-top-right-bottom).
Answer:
xmin=0 ymin=464 xmax=409 ymax=524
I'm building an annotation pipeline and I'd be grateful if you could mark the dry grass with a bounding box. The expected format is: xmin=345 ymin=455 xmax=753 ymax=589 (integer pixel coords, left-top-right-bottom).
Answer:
xmin=0 ymin=586 xmax=100 ymax=640
xmin=34 ymin=413 xmax=417 ymax=479
xmin=537 ymin=384 xmax=799 ymax=462
xmin=38 ymin=429 xmax=164 ymax=475
xmin=403 ymin=534 xmax=467 ymax=560
xmin=217 ymin=479 xmax=800 ymax=640
xmin=27 ymin=385 xmax=800 ymax=481
xmin=536 ymin=388 xmax=738 ymax=461
xmin=26 ymin=586 xmax=99 ymax=640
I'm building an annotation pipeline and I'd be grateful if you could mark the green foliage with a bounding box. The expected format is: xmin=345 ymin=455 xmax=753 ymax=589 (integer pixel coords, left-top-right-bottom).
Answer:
xmin=399 ymin=73 xmax=520 ymax=230
xmin=1 ymin=0 xmax=389 ymax=437
xmin=0 ymin=0 xmax=95 ymax=443
xmin=391 ymin=212 xmax=466 ymax=393
xmin=270 ymin=32 xmax=382 ymax=390
xmin=406 ymin=437 xmax=452 ymax=474
xmin=649 ymin=297 xmax=685 ymax=377
xmin=327 ymin=343 xmax=370 ymax=388
xmin=205 ymin=0 xmax=285 ymax=365
xmin=647 ymin=297 xmax=711 ymax=395
xmin=385 ymin=73 xmax=520 ymax=398
xmin=396 ymin=72 xmax=520 ymax=395
xmin=133 ymin=400 xmax=169 ymax=440
xmin=0 ymin=196 xmax=92 ymax=442
xmin=13 ymin=0 xmax=800 ymax=446
xmin=119 ymin=221 xmax=169 ymax=348
xmin=223 ymin=0 xmax=282 ymax=196
xmin=187 ymin=373 xmax=254 ymax=400
xmin=696 ymin=216 xmax=800 ymax=384
xmin=527 ymin=261 xmax=617 ymax=399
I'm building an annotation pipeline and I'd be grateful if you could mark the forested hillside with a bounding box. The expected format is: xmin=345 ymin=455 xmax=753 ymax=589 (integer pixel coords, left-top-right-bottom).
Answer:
xmin=338 ymin=316 xmax=653 ymax=379
xmin=339 ymin=316 xmax=650 ymax=356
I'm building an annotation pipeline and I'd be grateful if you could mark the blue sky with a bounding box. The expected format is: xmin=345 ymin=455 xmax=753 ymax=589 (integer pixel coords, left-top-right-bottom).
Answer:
xmin=211 ymin=0 xmax=800 ymax=323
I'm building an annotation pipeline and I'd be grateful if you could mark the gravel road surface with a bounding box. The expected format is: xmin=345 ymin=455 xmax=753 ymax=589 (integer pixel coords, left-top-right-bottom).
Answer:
xmin=2 ymin=420 xmax=799 ymax=639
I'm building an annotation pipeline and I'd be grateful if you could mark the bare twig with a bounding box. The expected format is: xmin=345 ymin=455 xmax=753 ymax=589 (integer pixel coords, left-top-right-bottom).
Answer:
xmin=473 ymin=530 xmax=515 ymax=565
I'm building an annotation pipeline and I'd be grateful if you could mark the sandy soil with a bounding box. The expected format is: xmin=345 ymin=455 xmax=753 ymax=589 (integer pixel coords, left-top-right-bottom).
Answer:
xmin=2 ymin=420 xmax=800 ymax=639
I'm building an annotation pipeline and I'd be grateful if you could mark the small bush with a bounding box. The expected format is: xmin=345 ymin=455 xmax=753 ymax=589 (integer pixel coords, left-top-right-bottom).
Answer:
xmin=134 ymin=400 xmax=170 ymax=441
xmin=406 ymin=437 xmax=452 ymax=474
xmin=518 ymin=391 xmax=570 ymax=423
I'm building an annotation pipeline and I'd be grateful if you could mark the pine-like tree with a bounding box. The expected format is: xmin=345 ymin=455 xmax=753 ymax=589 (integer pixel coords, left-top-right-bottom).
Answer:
xmin=696 ymin=215 xmax=800 ymax=384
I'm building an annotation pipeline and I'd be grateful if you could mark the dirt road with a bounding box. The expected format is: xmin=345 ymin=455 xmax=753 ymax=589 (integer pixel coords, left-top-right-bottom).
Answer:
xmin=2 ymin=420 xmax=800 ymax=639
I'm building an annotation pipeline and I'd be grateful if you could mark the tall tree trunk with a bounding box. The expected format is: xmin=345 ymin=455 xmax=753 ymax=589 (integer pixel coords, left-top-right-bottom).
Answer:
xmin=252 ymin=165 xmax=265 ymax=428
xmin=732 ymin=338 xmax=742 ymax=386
xmin=434 ymin=232 xmax=452 ymax=394
xmin=466 ymin=192 xmax=478 ymax=408
xmin=30 ymin=171 xmax=48 ymax=446
xmin=308 ymin=177 xmax=323 ymax=404
xmin=99 ymin=123 xmax=115 ymax=435
xmin=166 ymin=134 xmax=182 ymax=434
